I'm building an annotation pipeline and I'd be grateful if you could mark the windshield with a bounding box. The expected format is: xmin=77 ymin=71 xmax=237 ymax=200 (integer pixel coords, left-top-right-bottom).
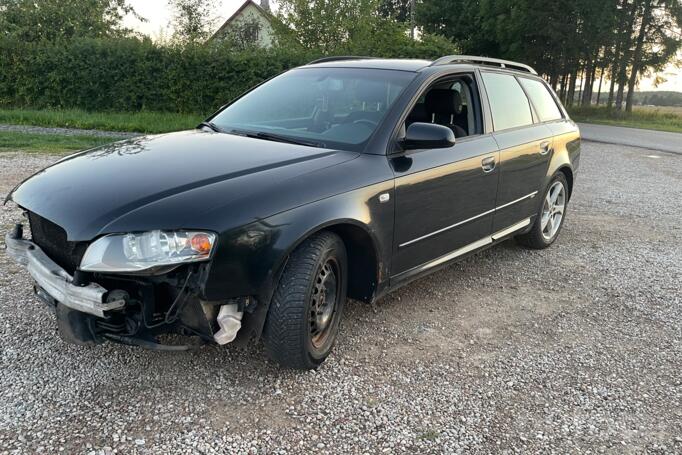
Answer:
xmin=210 ymin=67 xmax=416 ymax=152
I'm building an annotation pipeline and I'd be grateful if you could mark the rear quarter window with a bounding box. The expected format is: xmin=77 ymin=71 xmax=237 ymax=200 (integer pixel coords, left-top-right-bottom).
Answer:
xmin=481 ymin=72 xmax=533 ymax=131
xmin=518 ymin=77 xmax=563 ymax=122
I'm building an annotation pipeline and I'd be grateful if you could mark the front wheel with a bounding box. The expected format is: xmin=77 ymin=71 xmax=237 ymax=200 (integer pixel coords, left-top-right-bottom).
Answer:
xmin=263 ymin=231 xmax=347 ymax=370
xmin=516 ymin=173 xmax=569 ymax=249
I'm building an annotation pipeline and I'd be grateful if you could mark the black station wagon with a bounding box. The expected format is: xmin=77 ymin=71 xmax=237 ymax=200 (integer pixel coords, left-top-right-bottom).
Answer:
xmin=5 ymin=55 xmax=580 ymax=369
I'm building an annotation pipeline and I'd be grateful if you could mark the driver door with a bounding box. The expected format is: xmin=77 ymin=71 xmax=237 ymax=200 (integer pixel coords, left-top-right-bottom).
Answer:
xmin=390 ymin=75 xmax=500 ymax=281
xmin=390 ymin=137 xmax=499 ymax=280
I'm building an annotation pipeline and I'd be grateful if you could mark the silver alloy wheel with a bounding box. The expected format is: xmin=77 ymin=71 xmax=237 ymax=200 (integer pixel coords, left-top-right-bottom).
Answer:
xmin=541 ymin=181 xmax=566 ymax=240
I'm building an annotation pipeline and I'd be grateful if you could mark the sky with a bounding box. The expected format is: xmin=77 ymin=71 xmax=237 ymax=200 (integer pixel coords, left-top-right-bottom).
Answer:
xmin=638 ymin=62 xmax=681 ymax=91
xmin=124 ymin=0 xmax=681 ymax=92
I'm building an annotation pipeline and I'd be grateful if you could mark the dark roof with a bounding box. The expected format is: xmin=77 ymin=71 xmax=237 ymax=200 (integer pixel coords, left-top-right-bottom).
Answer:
xmin=303 ymin=58 xmax=433 ymax=72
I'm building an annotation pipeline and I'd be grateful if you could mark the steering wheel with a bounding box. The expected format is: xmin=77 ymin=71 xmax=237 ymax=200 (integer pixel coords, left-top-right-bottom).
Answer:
xmin=353 ymin=119 xmax=378 ymax=128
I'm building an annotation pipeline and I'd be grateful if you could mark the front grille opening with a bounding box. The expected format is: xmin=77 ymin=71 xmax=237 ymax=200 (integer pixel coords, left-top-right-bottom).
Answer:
xmin=28 ymin=212 xmax=88 ymax=275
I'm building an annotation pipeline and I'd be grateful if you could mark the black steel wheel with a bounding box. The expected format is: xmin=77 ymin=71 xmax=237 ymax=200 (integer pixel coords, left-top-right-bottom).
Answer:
xmin=263 ymin=231 xmax=347 ymax=370
xmin=309 ymin=258 xmax=341 ymax=351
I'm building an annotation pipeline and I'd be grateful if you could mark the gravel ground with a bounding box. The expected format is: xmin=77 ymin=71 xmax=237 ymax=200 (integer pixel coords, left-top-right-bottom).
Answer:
xmin=0 ymin=141 xmax=680 ymax=454
xmin=0 ymin=124 xmax=140 ymax=139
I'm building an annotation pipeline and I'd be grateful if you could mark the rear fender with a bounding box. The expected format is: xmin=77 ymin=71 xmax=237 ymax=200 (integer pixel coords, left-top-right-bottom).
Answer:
xmin=543 ymin=121 xmax=580 ymax=202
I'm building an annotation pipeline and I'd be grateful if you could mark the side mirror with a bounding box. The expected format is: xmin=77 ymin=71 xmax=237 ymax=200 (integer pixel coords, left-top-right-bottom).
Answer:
xmin=401 ymin=122 xmax=456 ymax=150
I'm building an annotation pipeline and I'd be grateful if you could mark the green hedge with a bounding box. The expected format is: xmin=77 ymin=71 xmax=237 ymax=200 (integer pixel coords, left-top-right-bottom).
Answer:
xmin=0 ymin=36 xmax=456 ymax=114
xmin=0 ymin=38 xmax=311 ymax=113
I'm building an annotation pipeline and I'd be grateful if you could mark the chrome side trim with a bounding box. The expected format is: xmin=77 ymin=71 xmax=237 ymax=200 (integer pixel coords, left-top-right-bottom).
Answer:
xmin=495 ymin=191 xmax=538 ymax=211
xmin=399 ymin=208 xmax=495 ymax=248
xmin=396 ymin=236 xmax=493 ymax=278
xmin=398 ymin=191 xmax=538 ymax=248
xmin=393 ymin=218 xmax=533 ymax=279
xmin=491 ymin=217 xmax=531 ymax=240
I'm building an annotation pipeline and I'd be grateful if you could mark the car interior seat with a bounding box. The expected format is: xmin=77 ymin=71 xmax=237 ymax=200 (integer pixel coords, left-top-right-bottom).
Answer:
xmin=424 ymin=89 xmax=467 ymax=138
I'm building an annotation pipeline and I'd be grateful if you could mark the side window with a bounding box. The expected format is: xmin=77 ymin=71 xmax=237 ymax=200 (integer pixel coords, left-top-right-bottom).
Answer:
xmin=481 ymin=72 xmax=533 ymax=131
xmin=405 ymin=74 xmax=482 ymax=138
xmin=518 ymin=78 xmax=563 ymax=122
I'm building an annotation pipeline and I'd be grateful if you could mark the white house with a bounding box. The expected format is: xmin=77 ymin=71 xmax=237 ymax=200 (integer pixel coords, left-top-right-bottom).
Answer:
xmin=209 ymin=0 xmax=276 ymax=48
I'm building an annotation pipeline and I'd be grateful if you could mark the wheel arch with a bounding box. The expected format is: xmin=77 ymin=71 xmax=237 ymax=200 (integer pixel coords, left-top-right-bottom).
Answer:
xmin=283 ymin=219 xmax=382 ymax=304
xmin=556 ymin=165 xmax=574 ymax=200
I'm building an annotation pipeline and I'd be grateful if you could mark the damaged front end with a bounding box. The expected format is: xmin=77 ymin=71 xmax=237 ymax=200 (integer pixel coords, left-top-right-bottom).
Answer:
xmin=5 ymin=219 xmax=251 ymax=351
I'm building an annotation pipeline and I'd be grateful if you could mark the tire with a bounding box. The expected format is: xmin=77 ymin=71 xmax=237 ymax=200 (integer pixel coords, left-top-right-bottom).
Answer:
xmin=516 ymin=173 xmax=569 ymax=249
xmin=263 ymin=231 xmax=347 ymax=370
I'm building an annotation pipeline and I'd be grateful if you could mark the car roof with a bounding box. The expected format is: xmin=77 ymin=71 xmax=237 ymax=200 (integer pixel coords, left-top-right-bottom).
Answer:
xmin=302 ymin=55 xmax=538 ymax=75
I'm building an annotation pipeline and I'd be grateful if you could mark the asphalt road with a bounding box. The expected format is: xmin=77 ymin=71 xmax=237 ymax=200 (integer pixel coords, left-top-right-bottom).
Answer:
xmin=578 ymin=123 xmax=682 ymax=155
xmin=0 ymin=128 xmax=680 ymax=454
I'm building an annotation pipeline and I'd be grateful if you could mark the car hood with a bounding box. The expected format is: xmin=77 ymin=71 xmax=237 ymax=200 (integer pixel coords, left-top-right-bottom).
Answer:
xmin=10 ymin=130 xmax=360 ymax=240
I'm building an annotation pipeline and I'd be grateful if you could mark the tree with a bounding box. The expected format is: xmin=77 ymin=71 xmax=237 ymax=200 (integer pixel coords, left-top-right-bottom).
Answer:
xmin=168 ymin=0 xmax=221 ymax=44
xmin=217 ymin=18 xmax=265 ymax=50
xmin=0 ymin=0 xmax=138 ymax=42
xmin=415 ymin=0 xmax=681 ymax=111
xmin=623 ymin=0 xmax=682 ymax=111
xmin=378 ymin=0 xmax=412 ymax=22
xmin=417 ymin=0 xmax=497 ymax=56
xmin=274 ymin=0 xmax=457 ymax=57
xmin=614 ymin=1 xmax=639 ymax=110
xmin=275 ymin=0 xmax=408 ymax=53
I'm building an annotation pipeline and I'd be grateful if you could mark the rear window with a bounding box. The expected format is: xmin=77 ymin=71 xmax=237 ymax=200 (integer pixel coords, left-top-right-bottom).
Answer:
xmin=519 ymin=78 xmax=563 ymax=122
xmin=481 ymin=72 xmax=533 ymax=131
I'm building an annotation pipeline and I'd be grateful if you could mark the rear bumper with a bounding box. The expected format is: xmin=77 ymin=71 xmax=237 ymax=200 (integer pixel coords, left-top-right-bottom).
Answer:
xmin=4 ymin=225 xmax=124 ymax=317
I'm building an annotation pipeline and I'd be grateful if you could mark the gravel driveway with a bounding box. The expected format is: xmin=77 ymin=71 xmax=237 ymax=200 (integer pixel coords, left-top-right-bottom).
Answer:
xmin=0 ymin=141 xmax=680 ymax=454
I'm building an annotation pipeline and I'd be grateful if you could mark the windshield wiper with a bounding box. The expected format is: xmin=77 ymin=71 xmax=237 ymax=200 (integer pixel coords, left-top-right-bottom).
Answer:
xmin=229 ymin=129 xmax=324 ymax=148
xmin=197 ymin=121 xmax=224 ymax=133
xmin=255 ymin=131 xmax=324 ymax=148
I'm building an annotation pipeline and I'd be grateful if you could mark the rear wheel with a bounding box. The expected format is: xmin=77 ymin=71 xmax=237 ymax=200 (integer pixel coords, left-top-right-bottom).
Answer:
xmin=263 ymin=231 xmax=347 ymax=370
xmin=516 ymin=173 xmax=568 ymax=249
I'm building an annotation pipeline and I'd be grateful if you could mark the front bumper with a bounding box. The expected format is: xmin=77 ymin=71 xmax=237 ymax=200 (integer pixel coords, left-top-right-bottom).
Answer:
xmin=4 ymin=225 xmax=124 ymax=317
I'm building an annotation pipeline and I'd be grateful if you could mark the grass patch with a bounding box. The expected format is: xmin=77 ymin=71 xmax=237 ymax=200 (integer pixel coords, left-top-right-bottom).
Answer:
xmin=3 ymin=105 xmax=681 ymax=135
xmin=0 ymin=131 xmax=125 ymax=153
xmin=568 ymin=106 xmax=682 ymax=133
xmin=0 ymin=108 xmax=203 ymax=134
xmin=418 ymin=430 xmax=440 ymax=441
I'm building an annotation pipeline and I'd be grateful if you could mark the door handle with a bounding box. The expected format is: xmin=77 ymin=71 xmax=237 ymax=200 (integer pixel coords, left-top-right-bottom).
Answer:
xmin=481 ymin=156 xmax=496 ymax=173
xmin=539 ymin=141 xmax=552 ymax=155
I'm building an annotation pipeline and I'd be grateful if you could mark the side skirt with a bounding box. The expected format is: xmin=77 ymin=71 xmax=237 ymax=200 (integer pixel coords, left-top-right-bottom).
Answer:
xmin=384 ymin=217 xmax=531 ymax=295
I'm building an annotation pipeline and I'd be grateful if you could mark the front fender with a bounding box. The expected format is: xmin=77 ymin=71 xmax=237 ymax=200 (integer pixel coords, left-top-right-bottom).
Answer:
xmin=202 ymin=179 xmax=395 ymax=305
xmin=201 ymin=179 xmax=394 ymax=344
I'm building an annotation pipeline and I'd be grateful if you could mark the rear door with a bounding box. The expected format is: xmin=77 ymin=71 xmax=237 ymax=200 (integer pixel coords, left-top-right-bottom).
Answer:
xmin=480 ymin=71 xmax=554 ymax=233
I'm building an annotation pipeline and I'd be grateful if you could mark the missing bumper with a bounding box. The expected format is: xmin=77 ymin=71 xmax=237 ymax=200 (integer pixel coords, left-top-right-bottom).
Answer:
xmin=5 ymin=223 xmax=252 ymax=350
xmin=5 ymin=225 xmax=125 ymax=317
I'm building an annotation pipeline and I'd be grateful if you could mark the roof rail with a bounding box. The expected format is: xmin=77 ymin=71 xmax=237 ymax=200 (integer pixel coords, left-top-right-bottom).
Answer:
xmin=307 ymin=56 xmax=377 ymax=65
xmin=430 ymin=55 xmax=537 ymax=75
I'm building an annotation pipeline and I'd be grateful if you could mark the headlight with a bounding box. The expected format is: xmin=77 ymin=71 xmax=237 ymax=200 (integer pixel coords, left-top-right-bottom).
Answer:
xmin=80 ymin=230 xmax=216 ymax=273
